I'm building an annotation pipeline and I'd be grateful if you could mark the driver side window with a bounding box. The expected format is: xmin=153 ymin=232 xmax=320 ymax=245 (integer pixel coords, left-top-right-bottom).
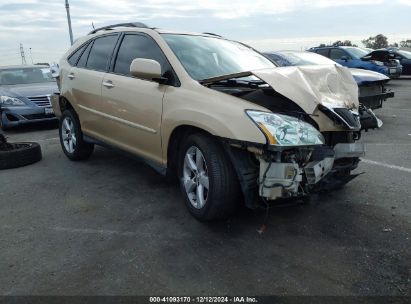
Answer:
xmin=113 ymin=34 xmax=169 ymax=77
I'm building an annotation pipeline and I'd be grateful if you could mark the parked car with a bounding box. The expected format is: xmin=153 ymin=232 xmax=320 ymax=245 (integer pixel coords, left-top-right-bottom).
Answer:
xmin=0 ymin=65 xmax=58 ymax=130
xmin=263 ymin=51 xmax=394 ymax=111
xmin=309 ymin=46 xmax=402 ymax=78
xmin=385 ymin=48 xmax=411 ymax=75
xmin=52 ymin=22 xmax=366 ymax=220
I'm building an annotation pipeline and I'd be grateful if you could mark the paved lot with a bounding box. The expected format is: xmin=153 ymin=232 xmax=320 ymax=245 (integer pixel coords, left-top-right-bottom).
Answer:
xmin=0 ymin=80 xmax=410 ymax=296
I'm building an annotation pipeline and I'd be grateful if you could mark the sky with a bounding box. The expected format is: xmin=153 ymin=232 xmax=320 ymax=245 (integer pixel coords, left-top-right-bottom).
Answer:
xmin=0 ymin=0 xmax=410 ymax=65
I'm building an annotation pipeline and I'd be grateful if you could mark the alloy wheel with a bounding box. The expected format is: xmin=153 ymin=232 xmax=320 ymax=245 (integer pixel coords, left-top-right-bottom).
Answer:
xmin=182 ymin=146 xmax=209 ymax=209
xmin=61 ymin=117 xmax=77 ymax=154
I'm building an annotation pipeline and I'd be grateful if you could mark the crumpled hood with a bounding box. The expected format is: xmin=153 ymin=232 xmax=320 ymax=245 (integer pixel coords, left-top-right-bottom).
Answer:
xmin=0 ymin=82 xmax=57 ymax=98
xmin=350 ymin=68 xmax=389 ymax=85
xmin=251 ymin=65 xmax=359 ymax=114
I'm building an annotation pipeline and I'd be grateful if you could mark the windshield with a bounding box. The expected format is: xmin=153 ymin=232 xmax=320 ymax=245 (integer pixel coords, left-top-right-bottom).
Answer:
xmin=398 ymin=50 xmax=411 ymax=59
xmin=279 ymin=52 xmax=336 ymax=66
xmin=344 ymin=47 xmax=369 ymax=59
xmin=0 ymin=67 xmax=54 ymax=85
xmin=162 ymin=34 xmax=274 ymax=81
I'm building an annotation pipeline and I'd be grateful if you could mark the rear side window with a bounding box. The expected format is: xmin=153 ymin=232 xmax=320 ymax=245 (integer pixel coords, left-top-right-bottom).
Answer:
xmin=86 ymin=35 xmax=118 ymax=71
xmin=114 ymin=34 xmax=168 ymax=76
xmin=68 ymin=43 xmax=87 ymax=66
xmin=315 ymin=49 xmax=329 ymax=57
xmin=330 ymin=49 xmax=347 ymax=60
xmin=77 ymin=42 xmax=93 ymax=68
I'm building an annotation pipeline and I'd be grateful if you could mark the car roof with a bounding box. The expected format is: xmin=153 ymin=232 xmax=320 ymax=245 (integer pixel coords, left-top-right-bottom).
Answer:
xmin=87 ymin=22 xmax=223 ymax=39
xmin=310 ymin=46 xmax=358 ymax=50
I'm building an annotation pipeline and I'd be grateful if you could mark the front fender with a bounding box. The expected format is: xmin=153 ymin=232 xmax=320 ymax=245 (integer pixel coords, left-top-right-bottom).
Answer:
xmin=161 ymin=85 xmax=268 ymax=163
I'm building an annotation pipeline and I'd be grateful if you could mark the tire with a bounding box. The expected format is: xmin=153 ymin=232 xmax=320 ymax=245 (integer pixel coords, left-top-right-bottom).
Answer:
xmin=178 ymin=133 xmax=240 ymax=221
xmin=0 ymin=142 xmax=42 ymax=169
xmin=59 ymin=109 xmax=94 ymax=161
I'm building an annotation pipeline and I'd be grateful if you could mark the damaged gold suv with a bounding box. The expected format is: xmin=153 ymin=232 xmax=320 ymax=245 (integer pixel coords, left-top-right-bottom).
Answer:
xmin=52 ymin=22 xmax=365 ymax=220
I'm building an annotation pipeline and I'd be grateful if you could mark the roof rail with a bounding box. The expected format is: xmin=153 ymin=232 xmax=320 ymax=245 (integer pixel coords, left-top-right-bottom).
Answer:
xmin=203 ymin=32 xmax=222 ymax=37
xmin=88 ymin=22 xmax=149 ymax=35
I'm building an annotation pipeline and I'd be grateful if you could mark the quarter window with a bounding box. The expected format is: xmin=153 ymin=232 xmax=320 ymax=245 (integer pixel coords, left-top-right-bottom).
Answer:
xmin=315 ymin=49 xmax=329 ymax=57
xmin=77 ymin=42 xmax=93 ymax=68
xmin=86 ymin=35 xmax=118 ymax=71
xmin=68 ymin=44 xmax=87 ymax=66
xmin=330 ymin=49 xmax=348 ymax=60
xmin=114 ymin=34 xmax=168 ymax=76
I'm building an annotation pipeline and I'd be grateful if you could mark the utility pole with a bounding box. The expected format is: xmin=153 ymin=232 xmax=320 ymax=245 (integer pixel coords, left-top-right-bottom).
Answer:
xmin=65 ymin=0 xmax=74 ymax=45
xmin=29 ymin=48 xmax=34 ymax=64
xmin=19 ymin=43 xmax=27 ymax=65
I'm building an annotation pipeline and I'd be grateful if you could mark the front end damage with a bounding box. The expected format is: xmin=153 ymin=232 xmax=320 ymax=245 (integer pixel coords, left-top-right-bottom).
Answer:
xmin=203 ymin=65 xmax=367 ymax=206
xmin=223 ymin=140 xmax=364 ymax=208
xmin=257 ymin=146 xmax=334 ymax=201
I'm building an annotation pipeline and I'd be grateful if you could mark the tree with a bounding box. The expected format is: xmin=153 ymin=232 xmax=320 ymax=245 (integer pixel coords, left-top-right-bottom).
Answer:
xmin=389 ymin=42 xmax=399 ymax=48
xmin=331 ymin=40 xmax=357 ymax=47
xmin=361 ymin=34 xmax=388 ymax=49
xmin=400 ymin=40 xmax=411 ymax=48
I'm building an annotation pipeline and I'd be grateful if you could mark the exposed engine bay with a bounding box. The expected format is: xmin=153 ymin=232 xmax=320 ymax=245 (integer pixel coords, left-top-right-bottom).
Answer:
xmin=257 ymin=146 xmax=334 ymax=201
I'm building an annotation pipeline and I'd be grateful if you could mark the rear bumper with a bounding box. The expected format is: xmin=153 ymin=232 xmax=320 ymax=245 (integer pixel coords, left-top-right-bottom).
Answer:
xmin=1 ymin=106 xmax=57 ymax=129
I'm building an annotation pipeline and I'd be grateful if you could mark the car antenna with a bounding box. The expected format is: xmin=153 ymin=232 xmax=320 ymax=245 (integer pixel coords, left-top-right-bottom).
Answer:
xmin=91 ymin=22 xmax=95 ymax=31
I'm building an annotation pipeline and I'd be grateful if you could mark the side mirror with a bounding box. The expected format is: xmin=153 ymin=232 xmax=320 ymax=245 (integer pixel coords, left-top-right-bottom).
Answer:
xmin=130 ymin=58 xmax=164 ymax=82
xmin=341 ymin=56 xmax=349 ymax=62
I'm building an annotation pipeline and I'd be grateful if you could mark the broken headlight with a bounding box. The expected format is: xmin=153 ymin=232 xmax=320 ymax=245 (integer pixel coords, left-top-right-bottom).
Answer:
xmin=246 ymin=110 xmax=324 ymax=146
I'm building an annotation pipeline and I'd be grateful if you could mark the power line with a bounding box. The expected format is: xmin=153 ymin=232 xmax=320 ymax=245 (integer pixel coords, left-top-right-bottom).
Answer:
xmin=19 ymin=43 xmax=27 ymax=65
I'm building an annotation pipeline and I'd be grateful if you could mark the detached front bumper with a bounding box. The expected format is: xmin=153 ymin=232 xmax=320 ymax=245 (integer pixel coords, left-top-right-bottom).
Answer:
xmin=0 ymin=106 xmax=57 ymax=129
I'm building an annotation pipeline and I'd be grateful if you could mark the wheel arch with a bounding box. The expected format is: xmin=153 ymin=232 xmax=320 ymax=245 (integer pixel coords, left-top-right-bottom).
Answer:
xmin=59 ymin=96 xmax=74 ymax=114
xmin=165 ymin=124 xmax=214 ymax=179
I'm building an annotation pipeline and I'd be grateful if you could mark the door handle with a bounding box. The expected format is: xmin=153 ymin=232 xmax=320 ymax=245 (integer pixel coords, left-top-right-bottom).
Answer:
xmin=68 ymin=73 xmax=75 ymax=79
xmin=103 ymin=80 xmax=115 ymax=88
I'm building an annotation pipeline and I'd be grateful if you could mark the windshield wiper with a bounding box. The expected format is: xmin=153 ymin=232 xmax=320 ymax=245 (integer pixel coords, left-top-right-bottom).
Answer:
xmin=199 ymin=71 xmax=254 ymax=85
xmin=200 ymin=72 xmax=266 ymax=89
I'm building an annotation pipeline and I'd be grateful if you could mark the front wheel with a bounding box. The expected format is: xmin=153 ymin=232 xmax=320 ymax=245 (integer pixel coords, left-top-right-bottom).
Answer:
xmin=178 ymin=133 xmax=240 ymax=221
xmin=59 ymin=109 xmax=94 ymax=161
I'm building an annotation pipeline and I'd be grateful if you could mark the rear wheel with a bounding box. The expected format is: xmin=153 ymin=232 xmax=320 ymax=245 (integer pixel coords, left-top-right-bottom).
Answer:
xmin=59 ymin=109 xmax=94 ymax=161
xmin=178 ymin=133 xmax=240 ymax=221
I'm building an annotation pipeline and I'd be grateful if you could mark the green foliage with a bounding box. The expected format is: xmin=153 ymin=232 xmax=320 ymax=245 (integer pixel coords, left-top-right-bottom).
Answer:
xmin=362 ymin=34 xmax=388 ymax=49
xmin=400 ymin=40 xmax=411 ymax=48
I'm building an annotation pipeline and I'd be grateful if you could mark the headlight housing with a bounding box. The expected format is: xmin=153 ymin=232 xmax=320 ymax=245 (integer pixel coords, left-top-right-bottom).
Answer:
xmin=246 ymin=110 xmax=324 ymax=146
xmin=0 ymin=96 xmax=26 ymax=106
